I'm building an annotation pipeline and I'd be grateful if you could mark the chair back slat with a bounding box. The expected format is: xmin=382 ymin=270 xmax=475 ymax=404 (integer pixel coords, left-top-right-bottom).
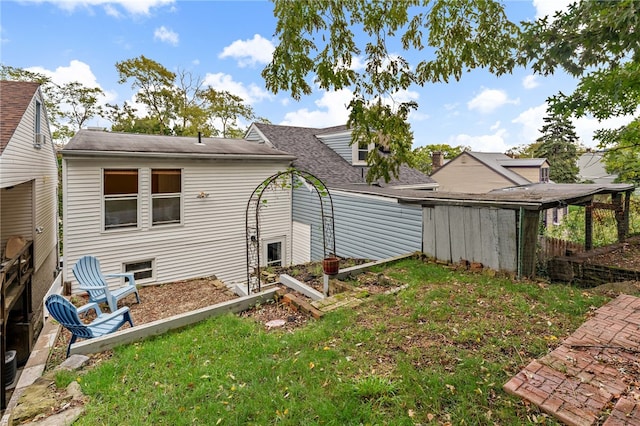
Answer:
xmin=72 ymin=255 xmax=107 ymax=299
xmin=45 ymin=295 xmax=95 ymax=339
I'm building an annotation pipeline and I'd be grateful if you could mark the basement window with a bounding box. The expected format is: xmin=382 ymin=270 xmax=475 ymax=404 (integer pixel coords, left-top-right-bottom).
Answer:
xmin=124 ymin=259 xmax=154 ymax=282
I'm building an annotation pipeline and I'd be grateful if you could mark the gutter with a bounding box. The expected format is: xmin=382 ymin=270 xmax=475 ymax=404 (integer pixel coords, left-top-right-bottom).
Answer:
xmin=60 ymin=150 xmax=297 ymax=161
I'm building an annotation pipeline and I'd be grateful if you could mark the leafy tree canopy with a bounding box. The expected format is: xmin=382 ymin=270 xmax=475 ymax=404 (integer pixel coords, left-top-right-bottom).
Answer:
xmin=410 ymin=143 xmax=469 ymax=175
xmin=264 ymin=0 xmax=520 ymax=182
xmin=518 ymin=0 xmax=640 ymax=185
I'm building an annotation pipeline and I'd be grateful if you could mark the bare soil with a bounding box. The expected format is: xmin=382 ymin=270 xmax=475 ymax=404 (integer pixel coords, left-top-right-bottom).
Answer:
xmin=586 ymin=240 xmax=640 ymax=271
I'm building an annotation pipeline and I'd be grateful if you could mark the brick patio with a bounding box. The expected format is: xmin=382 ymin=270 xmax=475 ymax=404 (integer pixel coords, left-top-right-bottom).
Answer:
xmin=504 ymin=294 xmax=640 ymax=425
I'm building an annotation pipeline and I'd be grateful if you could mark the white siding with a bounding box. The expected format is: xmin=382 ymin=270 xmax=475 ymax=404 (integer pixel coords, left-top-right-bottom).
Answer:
xmin=292 ymin=221 xmax=311 ymax=265
xmin=0 ymin=88 xmax=58 ymax=271
xmin=63 ymin=157 xmax=291 ymax=291
xmin=0 ymin=182 xmax=33 ymax=251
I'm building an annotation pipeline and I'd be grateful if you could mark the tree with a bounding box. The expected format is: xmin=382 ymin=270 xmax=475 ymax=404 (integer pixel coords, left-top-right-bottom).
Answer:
xmin=263 ymin=0 xmax=520 ymax=182
xmin=111 ymin=56 xmax=257 ymax=138
xmin=533 ymin=110 xmax=581 ymax=183
xmin=115 ymin=55 xmax=178 ymax=135
xmin=200 ymin=88 xmax=256 ymax=138
xmin=410 ymin=144 xmax=468 ymax=175
xmin=1 ymin=64 xmax=105 ymax=145
xmin=519 ymin=0 xmax=640 ymax=184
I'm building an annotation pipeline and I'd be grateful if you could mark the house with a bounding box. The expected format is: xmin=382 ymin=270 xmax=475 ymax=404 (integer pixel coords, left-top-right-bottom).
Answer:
xmin=61 ymin=129 xmax=295 ymax=293
xmin=430 ymin=151 xmax=550 ymax=193
xmin=577 ymin=151 xmax=617 ymax=184
xmin=245 ymin=123 xmax=438 ymax=262
xmin=0 ymin=80 xmax=59 ymax=401
xmin=430 ymin=151 xmax=566 ymax=227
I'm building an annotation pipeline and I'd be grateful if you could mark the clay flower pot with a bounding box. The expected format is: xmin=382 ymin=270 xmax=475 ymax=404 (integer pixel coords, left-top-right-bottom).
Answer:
xmin=322 ymin=257 xmax=340 ymax=275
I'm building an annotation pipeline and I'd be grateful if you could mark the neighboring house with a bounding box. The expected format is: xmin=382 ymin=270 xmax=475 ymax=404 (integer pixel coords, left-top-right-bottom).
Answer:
xmin=430 ymin=151 xmax=565 ymax=227
xmin=61 ymin=129 xmax=295 ymax=293
xmin=245 ymin=123 xmax=438 ymax=262
xmin=0 ymin=81 xmax=59 ymax=385
xmin=577 ymin=151 xmax=617 ymax=184
xmin=430 ymin=151 xmax=550 ymax=193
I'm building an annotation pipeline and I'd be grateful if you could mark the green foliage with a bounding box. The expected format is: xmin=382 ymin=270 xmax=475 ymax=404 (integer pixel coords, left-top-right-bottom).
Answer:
xmin=264 ymin=0 xmax=520 ymax=182
xmin=545 ymin=196 xmax=640 ymax=246
xmin=409 ymin=143 xmax=468 ymax=175
xmin=76 ymin=258 xmax=612 ymax=425
xmin=533 ymin=110 xmax=581 ymax=183
xmin=520 ymin=0 xmax=640 ymax=184
xmin=597 ymin=120 xmax=640 ymax=186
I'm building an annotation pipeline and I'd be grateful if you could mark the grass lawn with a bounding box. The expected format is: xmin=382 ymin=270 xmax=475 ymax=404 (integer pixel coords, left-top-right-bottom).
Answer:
xmin=68 ymin=258 xmax=619 ymax=425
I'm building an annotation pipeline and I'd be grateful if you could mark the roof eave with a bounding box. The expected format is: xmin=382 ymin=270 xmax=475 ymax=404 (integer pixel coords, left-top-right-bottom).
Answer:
xmin=61 ymin=150 xmax=296 ymax=161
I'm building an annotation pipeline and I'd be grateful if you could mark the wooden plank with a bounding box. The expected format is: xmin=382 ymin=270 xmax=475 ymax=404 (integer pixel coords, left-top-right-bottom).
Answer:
xmin=497 ymin=209 xmax=517 ymax=272
xmin=434 ymin=206 xmax=451 ymax=262
xmin=521 ymin=210 xmax=541 ymax=277
xmin=479 ymin=208 xmax=500 ymax=270
xmin=422 ymin=207 xmax=436 ymax=257
xmin=463 ymin=207 xmax=482 ymax=263
xmin=449 ymin=206 xmax=466 ymax=263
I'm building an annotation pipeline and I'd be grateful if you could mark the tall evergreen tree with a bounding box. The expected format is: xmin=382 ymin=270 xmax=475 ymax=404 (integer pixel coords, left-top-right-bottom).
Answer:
xmin=533 ymin=111 xmax=580 ymax=183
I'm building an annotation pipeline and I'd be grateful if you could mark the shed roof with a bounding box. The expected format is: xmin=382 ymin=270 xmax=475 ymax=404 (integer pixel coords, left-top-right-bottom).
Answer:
xmin=330 ymin=182 xmax=634 ymax=210
xmin=250 ymin=122 xmax=436 ymax=188
xmin=62 ymin=129 xmax=296 ymax=160
xmin=0 ymin=80 xmax=40 ymax=154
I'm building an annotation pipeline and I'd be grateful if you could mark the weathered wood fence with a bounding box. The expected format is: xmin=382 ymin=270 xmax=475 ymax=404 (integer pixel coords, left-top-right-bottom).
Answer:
xmin=538 ymin=236 xmax=583 ymax=262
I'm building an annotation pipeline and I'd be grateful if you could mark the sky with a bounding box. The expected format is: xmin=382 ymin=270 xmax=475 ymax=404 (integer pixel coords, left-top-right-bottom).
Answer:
xmin=0 ymin=0 xmax=633 ymax=152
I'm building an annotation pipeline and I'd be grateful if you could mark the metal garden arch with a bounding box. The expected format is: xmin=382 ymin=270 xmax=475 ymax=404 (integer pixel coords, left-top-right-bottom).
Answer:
xmin=245 ymin=169 xmax=335 ymax=294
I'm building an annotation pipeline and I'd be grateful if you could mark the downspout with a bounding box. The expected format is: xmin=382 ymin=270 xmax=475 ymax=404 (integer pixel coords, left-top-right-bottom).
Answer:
xmin=517 ymin=207 xmax=524 ymax=279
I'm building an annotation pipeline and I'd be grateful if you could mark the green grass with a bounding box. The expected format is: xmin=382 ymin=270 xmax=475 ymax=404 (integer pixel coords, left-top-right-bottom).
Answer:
xmin=74 ymin=258 xmax=617 ymax=425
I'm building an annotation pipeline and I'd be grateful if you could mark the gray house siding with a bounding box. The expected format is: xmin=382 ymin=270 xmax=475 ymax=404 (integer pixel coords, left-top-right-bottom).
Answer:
xmin=292 ymin=186 xmax=423 ymax=261
xmin=317 ymin=132 xmax=352 ymax=163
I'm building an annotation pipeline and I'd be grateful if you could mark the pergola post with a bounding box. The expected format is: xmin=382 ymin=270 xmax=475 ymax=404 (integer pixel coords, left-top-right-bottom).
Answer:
xmin=584 ymin=205 xmax=593 ymax=251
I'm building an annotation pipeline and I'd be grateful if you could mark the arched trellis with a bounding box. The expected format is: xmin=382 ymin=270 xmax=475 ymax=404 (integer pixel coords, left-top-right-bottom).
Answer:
xmin=246 ymin=169 xmax=335 ymax=294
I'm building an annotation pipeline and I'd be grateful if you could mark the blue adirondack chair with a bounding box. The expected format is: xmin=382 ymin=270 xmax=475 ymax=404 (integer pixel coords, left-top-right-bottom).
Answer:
xmin=72 ymin=255 xmax=140 ymax=312
xmin=45 ymin=294 xmax=134 ymax=358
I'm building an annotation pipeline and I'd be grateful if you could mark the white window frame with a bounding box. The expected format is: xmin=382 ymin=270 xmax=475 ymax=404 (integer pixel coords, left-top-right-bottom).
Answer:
xmin=123 ymin=258 xmax=155 ymax=284
xmin=102 ymin=169 xmax=140 ymax=231
xmin=151 ymin=168 xmax=183 ymax=227
xmin=352 ymin=142 xmax=375 ymax=165
xmin=540 ymin=167 xmax=550 ymax=183
xmin=263 ymin=237 xmax=286 ymax=267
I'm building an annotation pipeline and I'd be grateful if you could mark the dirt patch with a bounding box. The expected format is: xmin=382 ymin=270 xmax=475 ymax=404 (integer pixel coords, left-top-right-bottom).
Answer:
xmin=46 ymin=276 xmax=312 ymax=370
xmin=586 ymin=241 xmax=640 ymax=271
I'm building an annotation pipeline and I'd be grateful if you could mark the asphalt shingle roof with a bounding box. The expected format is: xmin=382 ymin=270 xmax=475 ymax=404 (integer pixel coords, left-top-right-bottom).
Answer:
xmin=63 ymin=129 xmax=296 ymax=160
xmin=252 ymin=123 xmax=436 ymax=187
xmin=0 ymin=80 xmax=40 ymax=154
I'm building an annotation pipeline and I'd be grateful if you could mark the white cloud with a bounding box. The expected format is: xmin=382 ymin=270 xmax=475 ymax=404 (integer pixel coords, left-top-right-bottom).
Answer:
xmin=154 ymin=26 xmax=179 ymax=46
xmin=511 ymin=103 xmax=547 ymax=145
xmin=22 ymin=0 xmax=175 ymax=15
xmin=574 ymin=114 xmax=637 ymax=149
xmin=448 ymin=128 xmax=510 ymax=152
xmin=522 ymin=75 xmax=539 ymax=90
xmin=280 ymin=89 xmax=352 ymax=128
xmin=490 ymin=121 xmax=501 ymax=131
xmin=202 ymin=72 xmax=271 ymax=104
xmin=219 ymin=34 xmax=274 ymax=68
xmin=467 ymin=88 xmax=519 ymax=114
xmin=532 ymin=0 xmax=574 ymax=20
xmin=26 ymin=60 xmax=114 ymax=101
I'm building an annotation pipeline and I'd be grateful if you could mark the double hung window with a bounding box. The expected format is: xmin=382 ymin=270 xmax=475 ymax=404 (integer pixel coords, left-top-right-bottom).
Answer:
xmin=104 ymin=169 xmax=138 ymax=230
xmin=152 ymin=169 xmax=182 ymax=226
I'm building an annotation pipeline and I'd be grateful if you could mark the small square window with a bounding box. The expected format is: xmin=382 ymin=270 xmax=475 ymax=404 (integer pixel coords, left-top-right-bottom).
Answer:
xmin=124 ymin=259 xmax=154 ymax=281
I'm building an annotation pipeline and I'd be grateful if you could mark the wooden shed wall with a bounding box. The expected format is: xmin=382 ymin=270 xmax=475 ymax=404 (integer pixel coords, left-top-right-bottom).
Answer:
xmin=423 ymin=205 xmax=517 ymax=273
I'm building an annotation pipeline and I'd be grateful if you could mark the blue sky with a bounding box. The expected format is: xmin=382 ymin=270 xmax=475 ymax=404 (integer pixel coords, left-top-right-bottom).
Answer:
xmin=1 ymin=0 xmax=633 ymax=151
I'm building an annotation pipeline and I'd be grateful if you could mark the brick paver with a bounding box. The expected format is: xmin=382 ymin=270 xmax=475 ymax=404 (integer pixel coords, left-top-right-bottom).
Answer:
xmin=504 ymin=294 xmax=640 ymax=426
